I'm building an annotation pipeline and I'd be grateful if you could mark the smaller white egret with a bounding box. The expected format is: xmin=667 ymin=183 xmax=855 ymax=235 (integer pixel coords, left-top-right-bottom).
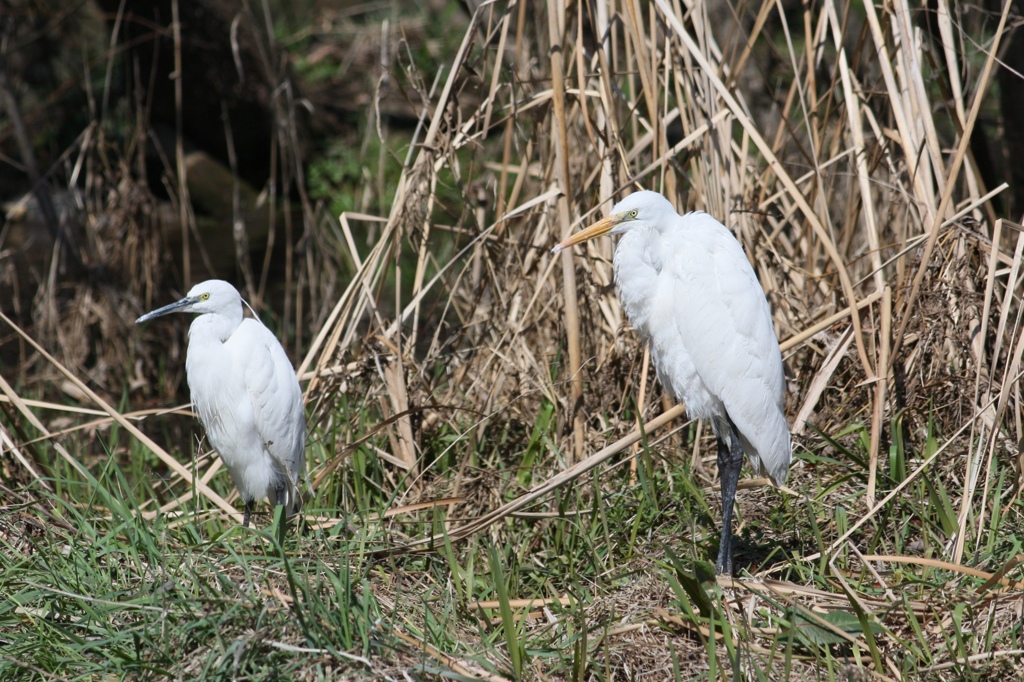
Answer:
xmin=136 ymin=280 xmax=306 ymax=528
xmin=553 ymin=190 xmax=791 ymax=574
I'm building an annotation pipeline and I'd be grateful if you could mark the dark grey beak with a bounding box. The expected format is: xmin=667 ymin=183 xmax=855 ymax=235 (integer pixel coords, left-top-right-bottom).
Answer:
xmin=136 ymin=297 xmax=195 ymax=324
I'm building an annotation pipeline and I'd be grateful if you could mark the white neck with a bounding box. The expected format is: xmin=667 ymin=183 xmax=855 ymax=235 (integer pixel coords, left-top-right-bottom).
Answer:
xmin=188 ymin=307 xmax=241 ymax=343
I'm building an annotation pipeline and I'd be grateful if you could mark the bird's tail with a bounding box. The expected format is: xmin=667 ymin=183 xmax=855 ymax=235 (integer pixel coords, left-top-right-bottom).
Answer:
xmin=739 ymin=420 xmax=791 ymax=486
xmin=720 ymin=412 xmax=791 ymax=487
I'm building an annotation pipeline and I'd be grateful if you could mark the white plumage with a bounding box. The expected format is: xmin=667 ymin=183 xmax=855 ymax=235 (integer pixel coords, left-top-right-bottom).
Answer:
xmin=137 ymin=280 xmax=306 ymax=528
xmin=553 ymin=190 xmax=791 ymax=573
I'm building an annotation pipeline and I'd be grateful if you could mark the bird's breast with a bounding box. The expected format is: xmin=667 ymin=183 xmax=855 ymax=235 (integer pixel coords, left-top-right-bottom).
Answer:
xmin=185 ymin=329 xmax=249 ymax=445
xmin=612 ymin=226 xmax=720 ymax=418
xmin=613 ymin=228 xmax=664 ymax=336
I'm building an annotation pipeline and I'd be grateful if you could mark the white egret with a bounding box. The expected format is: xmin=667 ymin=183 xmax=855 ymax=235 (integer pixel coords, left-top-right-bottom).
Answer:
xmin=136 ymin=280 xmax=306 ymax=528
xmin=553 ymin=190 xmax=791 ymax=574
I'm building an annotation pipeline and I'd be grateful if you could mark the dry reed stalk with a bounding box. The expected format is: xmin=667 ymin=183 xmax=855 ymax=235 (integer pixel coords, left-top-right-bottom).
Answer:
xmin=1 ymin=406 xmax=192 ymax=448
xmin=0 ymin=421 xmax=48 ymax=490
xmin=791 ymin=328 xmax=854 ymax=437
xmin=718 ymin=575 xmax=929 ymax=613
xmin=388 ymin=625 xmax=511 ymax=682
xmin=8 ymin=0 xmax=1016 ymax=588
xmin=828 ymin=15 xmax=883 ymax=292
xmin=628 ymin=345 xmax=651 ymax=483
xmin=808 ymin=387 xmax=1013 ymax=563
xmin=891 ymin=0 xmax=1013 ymax=359
xmin=546 ymin=0 xmax=584 ymax=465
xmin=956 ymin=216 xmax=1012 ymax=559
xmin=402 ymin=405 xmax=688 ymax=549
xmin=172 ymin=0 xmax=190 ymax=287
xmin=866 ymin=287 xmax=891 ymax=504
xmin=383 ymin=357 xmax=417 ymax=472
xmin=277 ymin=0 xmax=1021 ymax=568
xmin=0 ymin=310 xmax=241 ymax=521
xmin=860 ymin=554 xmax=1015 ymax=584
xmin=977 ymin=554 xmax=1024 ymax=595
xmin=0 ymin=345 xmax=88 ymax=482
xmin=956 ymin=224 xmax=1024 ymax=561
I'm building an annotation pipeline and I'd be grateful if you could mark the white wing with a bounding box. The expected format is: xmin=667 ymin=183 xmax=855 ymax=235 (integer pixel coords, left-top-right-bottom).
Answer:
xmin=237 ymin=318 xmax=307 ymax=509
xmin=651 ymin=214 xmax=791 ymax=484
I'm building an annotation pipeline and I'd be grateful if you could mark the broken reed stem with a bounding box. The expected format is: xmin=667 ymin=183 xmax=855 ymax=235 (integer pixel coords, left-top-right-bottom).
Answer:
xmin=404 ymin=405 xmax=688 ymax=549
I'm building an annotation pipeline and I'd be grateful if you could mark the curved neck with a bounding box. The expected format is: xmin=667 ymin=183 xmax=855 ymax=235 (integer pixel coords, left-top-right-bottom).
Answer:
xmin=613 ymin=226 xmax=663 ymax=333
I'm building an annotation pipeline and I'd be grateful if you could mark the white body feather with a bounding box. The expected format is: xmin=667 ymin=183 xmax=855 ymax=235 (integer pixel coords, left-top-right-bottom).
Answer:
xmin=186 ymin=314 xmax=305 ymax=510
xmin=610 ymin=196 xmax=791 ymax=484
xmin=138 ymin=280 xmax=306 ymax=515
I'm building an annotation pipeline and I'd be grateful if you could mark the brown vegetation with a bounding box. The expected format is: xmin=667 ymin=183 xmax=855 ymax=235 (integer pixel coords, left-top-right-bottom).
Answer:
xmin=3 ymin=0 xmax=1024 ymax=678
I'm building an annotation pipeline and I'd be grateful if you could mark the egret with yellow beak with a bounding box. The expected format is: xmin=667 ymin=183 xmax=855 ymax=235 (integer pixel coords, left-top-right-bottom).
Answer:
xmin=553 ymin=190 xmax=790 ymax=574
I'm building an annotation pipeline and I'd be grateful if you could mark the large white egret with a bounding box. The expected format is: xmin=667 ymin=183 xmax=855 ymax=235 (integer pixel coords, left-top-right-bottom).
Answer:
xmin=136 ymin=280 xmax=306 ymax=528
xmin=553 ymin=190 xmax=791 ymax=574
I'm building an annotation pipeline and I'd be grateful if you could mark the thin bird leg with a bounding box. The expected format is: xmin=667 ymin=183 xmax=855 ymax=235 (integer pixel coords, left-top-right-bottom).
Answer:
xmin=715 ymin=423 xmax=745 ymax=575
xmin=242 ymin=500 xmax=254 ymax=528
xmin=274 ymin=483 xmax=286 ymax=508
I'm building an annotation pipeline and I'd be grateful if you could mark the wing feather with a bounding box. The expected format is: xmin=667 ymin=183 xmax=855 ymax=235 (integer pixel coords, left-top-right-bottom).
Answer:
xmin=238 ymin=319 xmax=307 ymax=509
xmin=652 ymin=214 xmax=791 ymax=483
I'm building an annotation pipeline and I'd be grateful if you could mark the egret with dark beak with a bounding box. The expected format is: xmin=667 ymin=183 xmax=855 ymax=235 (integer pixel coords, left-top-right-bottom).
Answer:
xmin=137 ymin=280 xmax=307 ymax=529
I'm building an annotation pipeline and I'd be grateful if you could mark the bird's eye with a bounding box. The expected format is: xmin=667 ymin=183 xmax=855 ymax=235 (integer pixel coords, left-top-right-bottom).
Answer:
xmin=629 ymin=209 xmax=639 ymax=218
xmin=200 ymin=293 xmax=210 ymax=301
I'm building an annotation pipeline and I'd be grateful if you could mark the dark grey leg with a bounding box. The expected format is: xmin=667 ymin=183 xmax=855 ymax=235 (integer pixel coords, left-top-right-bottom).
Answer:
xmin=715 ymin=423 xmax=745 ymax=575
xmin=242 ymin=500 xmax=254 ymax=528
xmin=275 ymin=483 xmax=286 ymax=509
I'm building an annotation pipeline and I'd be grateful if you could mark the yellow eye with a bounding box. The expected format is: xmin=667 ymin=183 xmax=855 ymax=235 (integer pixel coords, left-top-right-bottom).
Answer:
xmin=200 ymin=293 xmax=210 ymax=301
xmin=629 ymin=209 xmax=639 ymax=218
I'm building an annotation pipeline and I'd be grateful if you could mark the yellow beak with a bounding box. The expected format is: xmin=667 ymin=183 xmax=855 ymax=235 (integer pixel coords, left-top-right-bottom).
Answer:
xmin=551 ymin=214 xmax=623 ymax=254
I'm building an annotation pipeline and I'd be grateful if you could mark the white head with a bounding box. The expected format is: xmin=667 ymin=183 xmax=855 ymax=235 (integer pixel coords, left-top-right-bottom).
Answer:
xmin=135 ymin=280 xmax=244 ymax=324
xmin=551 ymin=190 xmax=680 ymax=253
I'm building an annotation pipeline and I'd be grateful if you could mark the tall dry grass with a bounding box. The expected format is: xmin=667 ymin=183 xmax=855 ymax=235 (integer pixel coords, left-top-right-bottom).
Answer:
xmin=4 ymin=0 xmax=1018 ymax=566
xmin=3 ymin=0 xmax=1024 ymax=676
xmin=295 ymin=0 xmax=1022 ymax=562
